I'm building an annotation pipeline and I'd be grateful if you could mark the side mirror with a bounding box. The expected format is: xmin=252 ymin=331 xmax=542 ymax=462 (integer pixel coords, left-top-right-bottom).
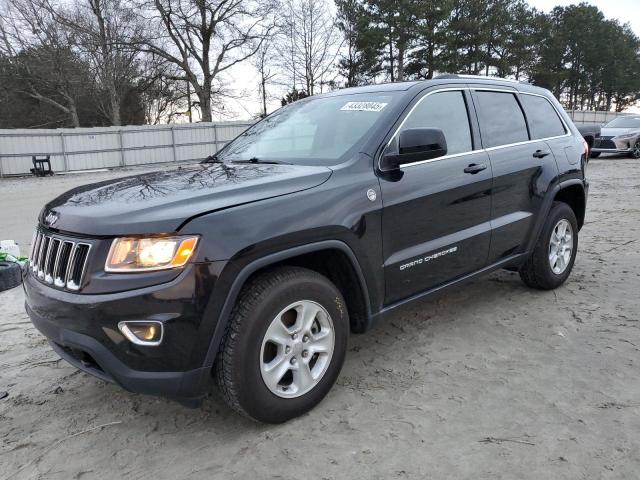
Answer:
xmin=380 ymin=128 xmax=448 ymax=171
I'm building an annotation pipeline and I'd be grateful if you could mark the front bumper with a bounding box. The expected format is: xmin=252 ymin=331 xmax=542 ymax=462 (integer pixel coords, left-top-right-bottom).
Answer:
xmin=32 ymin=312 xmax=210 ymax=403
xmin=592 ymin=136 xmax=637 ymax=154
xmin=23 ymin=262 xmax=223 ymax=404
xmin=591 ymin=147 xmax=633 ymax=154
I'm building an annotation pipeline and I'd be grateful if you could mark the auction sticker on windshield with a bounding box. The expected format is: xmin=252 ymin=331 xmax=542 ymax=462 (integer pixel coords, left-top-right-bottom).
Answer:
xmin=341 ymin=101 xmax=388 ymax=112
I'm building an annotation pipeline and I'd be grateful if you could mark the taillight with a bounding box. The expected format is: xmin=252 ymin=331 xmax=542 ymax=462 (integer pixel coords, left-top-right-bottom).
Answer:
xmin=582 ymin=138 xmax=589 ymax=178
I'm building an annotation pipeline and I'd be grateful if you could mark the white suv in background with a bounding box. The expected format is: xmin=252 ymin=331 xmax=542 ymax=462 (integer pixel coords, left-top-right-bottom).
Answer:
xmin=591 ymin=116 xmax=640 ymax=159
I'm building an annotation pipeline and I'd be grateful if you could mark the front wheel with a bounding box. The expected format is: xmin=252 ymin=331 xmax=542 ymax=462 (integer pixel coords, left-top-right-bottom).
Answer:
xmin=590 ymin=151 xmax=601 ymax=158
xmin=629 ymin=141 xmax=640 ymax=159
xmin=519 ymin=202 xmax=578 ymax=290
xmin=215 ymin=266 xmax=348 ymax=423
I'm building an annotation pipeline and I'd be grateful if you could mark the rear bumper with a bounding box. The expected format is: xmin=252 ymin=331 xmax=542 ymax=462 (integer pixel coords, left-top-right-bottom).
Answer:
xmin=27 ymin=299 xmax=211 ymax=404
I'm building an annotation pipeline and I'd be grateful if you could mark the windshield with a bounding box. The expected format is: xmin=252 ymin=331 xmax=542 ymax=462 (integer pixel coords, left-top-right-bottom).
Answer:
xmin=216 ymin=92 xmax=400 ymax=166
xmin=604 ymin=116 xmax=640 ymax=129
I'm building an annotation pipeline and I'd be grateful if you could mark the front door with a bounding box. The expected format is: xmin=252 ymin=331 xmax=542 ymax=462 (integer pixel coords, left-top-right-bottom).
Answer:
xmin=380 ymin=88 xmax=492 ymax=305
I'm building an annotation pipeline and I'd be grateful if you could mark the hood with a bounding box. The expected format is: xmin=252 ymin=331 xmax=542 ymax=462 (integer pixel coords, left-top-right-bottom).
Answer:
xmin=41 ymin=162 xmax=332 ymax=236
xmin=601 ymin=127 xmax=640 ymax=137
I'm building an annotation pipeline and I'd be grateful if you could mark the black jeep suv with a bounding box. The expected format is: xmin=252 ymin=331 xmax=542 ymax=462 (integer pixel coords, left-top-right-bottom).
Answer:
xmin=24 ymin=76 xmax=589 ymax=423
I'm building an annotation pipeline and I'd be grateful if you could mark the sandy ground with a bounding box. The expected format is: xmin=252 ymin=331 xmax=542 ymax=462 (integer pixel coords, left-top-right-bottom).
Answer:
xmin=1 ymin=158 xmax=639 ymax=479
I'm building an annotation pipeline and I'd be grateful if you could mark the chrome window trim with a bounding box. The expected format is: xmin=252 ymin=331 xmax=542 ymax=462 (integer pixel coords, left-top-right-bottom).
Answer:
xmin=380 ymin=86 xmax=574 ymax=171
xmin=400 ymin=149 xmax=485 ymax=169
xmin=518 ymin=91 xmax=571 ymax=138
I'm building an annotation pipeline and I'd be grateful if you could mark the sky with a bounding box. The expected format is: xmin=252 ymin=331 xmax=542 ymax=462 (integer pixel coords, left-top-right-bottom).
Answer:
xmin=214 ymin=0 xmax=640 ymax=121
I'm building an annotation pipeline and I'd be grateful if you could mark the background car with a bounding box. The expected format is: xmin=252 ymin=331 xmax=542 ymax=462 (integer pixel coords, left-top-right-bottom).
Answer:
xmin=591 ymin=116 xmax=640 ymax=158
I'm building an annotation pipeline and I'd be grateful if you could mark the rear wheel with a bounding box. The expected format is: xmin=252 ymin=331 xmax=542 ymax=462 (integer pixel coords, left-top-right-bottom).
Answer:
xmin=215 ymin=266 xmax=348 ymax=423
xmin=629 ymin=141 xmax=640 ymax=159
xmin=519 ymin=202 xmax=578 ymax=290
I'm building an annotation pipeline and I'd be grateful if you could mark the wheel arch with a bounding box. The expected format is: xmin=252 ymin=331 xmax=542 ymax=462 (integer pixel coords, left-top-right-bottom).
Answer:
xmin=202 ymin=240 xmax=372 ymax=368
xmin=553 ymin=182 xmax=586 ymax=230
xmin=522 ymin=179 xmax=586 ymax=257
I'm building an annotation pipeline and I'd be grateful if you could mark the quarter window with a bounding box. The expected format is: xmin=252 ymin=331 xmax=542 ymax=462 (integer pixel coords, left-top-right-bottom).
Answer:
xmin=475 ymin=91 xmax=529 ymax=148
xmin=393 ymin=90 xmax=473 ymax=156
xmin=520 ymin=94 xmax=566 ymax=139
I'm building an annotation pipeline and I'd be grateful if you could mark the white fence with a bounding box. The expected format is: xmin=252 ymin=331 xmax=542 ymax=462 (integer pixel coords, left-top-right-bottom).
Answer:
xmin=0 ymin=110 xmax=634 ymax=176
xmin=0 ymin=121 xmax=252 ymax=177
xmin=566 ymin=109 xmax=629 ymax=125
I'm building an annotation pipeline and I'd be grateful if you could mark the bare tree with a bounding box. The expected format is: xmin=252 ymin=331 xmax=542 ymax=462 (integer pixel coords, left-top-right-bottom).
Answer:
xmin=0 ymin=0 xmax=85 ymax=126
xmin=277 ymin=0 xmax=343 ymax=96
xmin=133 ymin=0 xmax=276 ymax=122
xmin=137 ymin=54 xmax=190 ymax=123
xmin=54 ymin=0 xmax=143 ymax=125
xmin=251 ymin=37 xmax=278 ymax=117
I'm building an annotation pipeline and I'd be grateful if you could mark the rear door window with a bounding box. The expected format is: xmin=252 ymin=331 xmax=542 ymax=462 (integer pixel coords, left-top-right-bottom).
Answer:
xmin=474 ymin=91 xmax=529 ymax=148
xmin=520 ymin=94 xmax=566 ymax=139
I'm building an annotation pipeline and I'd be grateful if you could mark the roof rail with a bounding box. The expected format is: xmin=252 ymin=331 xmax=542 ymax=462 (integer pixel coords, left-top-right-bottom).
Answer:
xmin=434 ymin=73 xmax=529 ymax=84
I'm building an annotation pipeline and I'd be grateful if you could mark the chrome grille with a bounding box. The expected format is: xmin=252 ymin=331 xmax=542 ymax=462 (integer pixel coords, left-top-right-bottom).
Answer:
xmin=29 ymin=230 xmax=91 ymax=291
xmin=596 ymin=136 xmax=616 ymax=149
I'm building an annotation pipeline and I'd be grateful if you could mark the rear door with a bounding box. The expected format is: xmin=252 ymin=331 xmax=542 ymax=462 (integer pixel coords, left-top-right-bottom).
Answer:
xmin=519 ymin=92 xmax=576 ymax=169
xmin=470 ymin=88 xmax=559 ymax=263
xmin=379 ymin=87 xmax=492 ymax=304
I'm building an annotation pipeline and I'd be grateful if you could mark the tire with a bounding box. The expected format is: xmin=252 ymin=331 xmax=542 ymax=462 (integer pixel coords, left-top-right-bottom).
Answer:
xmin=589 ymin=151 xmax=600 ymax=158
xmin=215 ymin=266 xmax=348 ymax=423
xmin=0 ymin=262 xmax=22 ymax=292
xmin=519 ymin=202 xmax=578 ymax=290
xmin=628 ymin=141 xmax=640 ymax=159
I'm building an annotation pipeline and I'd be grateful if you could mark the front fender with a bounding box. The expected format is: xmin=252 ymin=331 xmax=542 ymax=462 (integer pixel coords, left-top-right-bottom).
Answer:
xmin=197 ymin=240 xmax=372 ymax=370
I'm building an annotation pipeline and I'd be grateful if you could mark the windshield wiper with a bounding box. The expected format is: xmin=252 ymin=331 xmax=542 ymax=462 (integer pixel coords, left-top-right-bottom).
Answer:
xmin=231 ymin=157 xmax=291 ymax=165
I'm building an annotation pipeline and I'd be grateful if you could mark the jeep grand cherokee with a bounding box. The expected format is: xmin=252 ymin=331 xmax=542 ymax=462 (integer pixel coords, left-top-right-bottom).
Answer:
xmin=24 ymin=75 xmax=589 ymax=423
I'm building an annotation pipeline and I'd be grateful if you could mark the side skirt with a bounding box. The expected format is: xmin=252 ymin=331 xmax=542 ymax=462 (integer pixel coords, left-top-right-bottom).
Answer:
xmin=369 ymin=252 xmax=528 ymax=328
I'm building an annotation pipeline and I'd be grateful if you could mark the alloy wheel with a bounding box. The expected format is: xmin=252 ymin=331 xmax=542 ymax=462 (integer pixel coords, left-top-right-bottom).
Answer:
xmin=259 ymin=300 xmax=335 ymax=398
xmin=548 ymin=219 xmax=573 ymax=274
xmin=633 ymin=141 xmax=640 ymax=159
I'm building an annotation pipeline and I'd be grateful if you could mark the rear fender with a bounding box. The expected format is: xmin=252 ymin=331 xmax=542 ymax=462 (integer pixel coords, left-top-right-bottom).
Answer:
xmin=523 ymin=179 xmax=586 ymax=255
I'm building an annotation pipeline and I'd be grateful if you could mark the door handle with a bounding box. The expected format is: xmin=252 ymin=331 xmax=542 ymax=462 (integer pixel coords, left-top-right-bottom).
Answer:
xmin=464 ymin=163 xmax=487 ymax=174
xmin=533 ymin=149 xmax=551 ymax=158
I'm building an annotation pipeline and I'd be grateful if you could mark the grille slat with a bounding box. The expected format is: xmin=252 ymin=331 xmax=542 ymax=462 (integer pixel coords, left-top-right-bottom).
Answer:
xmin=44 ymin=239 xmax=61 ymax=284
xmin=54 ymin=241 xmax=73 ymax=287
xmin=37 ymin=236 xmax=51 ymax=279
xmin=29 ymin=229 xmax=91 ymax=291
xmin=67 ymin=244 xmax=90 ymax=291
xmin=31 ymin=233 xmax=43 ymax=271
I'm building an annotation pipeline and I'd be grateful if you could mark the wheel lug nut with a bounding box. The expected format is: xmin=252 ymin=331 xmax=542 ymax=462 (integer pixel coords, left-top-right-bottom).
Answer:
xmin=290 ymin=357 xmax=297 ymax=365
xmin=302 ymin=335 xmax=309 ymax=343
xmin=291 ymin=333 xmax=298 ymax=340
xmin=285 ymin=346 xmax=291 ymax=354
xmin=302 ymin=350 xmax=308 ymax=358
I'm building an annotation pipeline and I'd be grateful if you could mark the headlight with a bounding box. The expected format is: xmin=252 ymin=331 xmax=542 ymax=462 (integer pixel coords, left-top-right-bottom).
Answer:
xmin=615 ymin=133 xmax=637 ymax=140
xmin=105 ymin=236 xmax=199 ymax=272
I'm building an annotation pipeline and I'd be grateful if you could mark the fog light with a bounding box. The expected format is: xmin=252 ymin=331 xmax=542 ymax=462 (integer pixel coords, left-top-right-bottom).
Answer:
xmin=118 ymin=321 xmax=163 ymax=346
